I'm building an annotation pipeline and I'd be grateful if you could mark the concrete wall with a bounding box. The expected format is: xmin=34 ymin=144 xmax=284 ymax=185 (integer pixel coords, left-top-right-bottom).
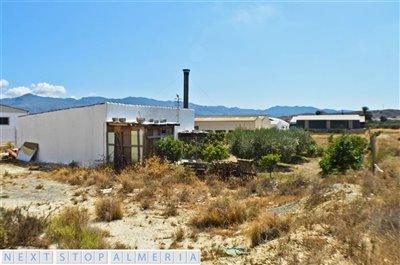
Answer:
xmin=1 ymin=111 xmax=28 ymax=144
xmin=17 ymin=104 xmax=107 ymax=165
xmin=105 ymin=103 xmax=195 ymax=138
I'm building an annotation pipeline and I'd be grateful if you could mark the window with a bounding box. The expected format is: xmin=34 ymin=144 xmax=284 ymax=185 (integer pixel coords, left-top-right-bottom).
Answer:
xmin=0 ymin=117 xmax=9 ymax=125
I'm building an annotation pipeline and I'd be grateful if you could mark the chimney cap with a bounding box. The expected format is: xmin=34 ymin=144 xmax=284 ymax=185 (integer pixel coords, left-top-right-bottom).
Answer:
xmin=183 ymin=69 xmax=190 ymax=73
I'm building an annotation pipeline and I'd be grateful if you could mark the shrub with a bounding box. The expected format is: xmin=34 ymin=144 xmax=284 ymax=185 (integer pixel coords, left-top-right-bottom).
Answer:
xmin=258 ymin=154 xmax=281 ymax=177
xmin=46 ymin=207 xmax=107 ymax=249
xmin=203 ymin=144 xmax=229 ymax=162
xmin=227 ymin=128 xmax=316 ymax=162
xmin=184 ymin=132 xmax=226 ymax=160
xmin=95 ymin=197 xmax=123 ymax=222
xmin=319 ymin=134 xmax=368 ymax=175
xmin=0 ymin=207 xmax=47 ymax=248
xmin=163 ymin=203 xmax=178 ymax=217
xmin=156 ymin=136 xmax=184 ymax=162
xmin=278 ymin=174 xmax=308 ymax=196
xmin=172 ymin=165 xmax=197 ymax=184
xmin=136 ymin=156 xmax=172 ymax=179
xmin=118 ymin=173 xmax=135 ymax=192
xmin=247 ymin=213 xmax=291 ymax=247
xmin=173 ymin=227 xmax=185 ymax=242
xmin=192 ymin=198 xmax=250 ymax=229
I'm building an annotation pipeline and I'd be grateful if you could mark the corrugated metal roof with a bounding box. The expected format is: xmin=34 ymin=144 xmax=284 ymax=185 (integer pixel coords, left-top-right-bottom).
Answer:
xmin=195 ymin=115 xmax=266 ymax=122
xmin=19 ymin=101 xmax=193 ymax=117
xmin=290 ymin=115 xmax=365 ymax=123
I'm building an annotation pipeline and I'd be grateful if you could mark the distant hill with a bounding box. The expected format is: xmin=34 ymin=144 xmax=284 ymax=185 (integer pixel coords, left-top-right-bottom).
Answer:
xmin=2 ymin=94 xmax=352 ymax=117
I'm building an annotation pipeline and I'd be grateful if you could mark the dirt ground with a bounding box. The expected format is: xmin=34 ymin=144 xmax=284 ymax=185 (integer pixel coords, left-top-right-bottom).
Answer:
xmin=0 ymin=162 xmax=247 ymax=251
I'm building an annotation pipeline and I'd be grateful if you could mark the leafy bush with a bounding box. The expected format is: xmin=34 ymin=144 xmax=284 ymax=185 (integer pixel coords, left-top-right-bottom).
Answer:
xmin=227 ymin=128 xmax=316 ymax=162
xmin=319 ymin=134 xmax=368 ymax=175
xmin=203 ymin=144 xmax=229 ymax=162
xmin=258 ymin=154 xmax=281 ymax=177
xmin=46 ymin=207 xmax=107 ymax=249
xmin=184 ymin=132 xmax=226 ymax=160
xmin=0 ymin=207 xmax=47 ymax=248
xmin=156 ymin=136 xmax=184 ymax=162
xmin=95 ymin=197 xmax=123 ymax=222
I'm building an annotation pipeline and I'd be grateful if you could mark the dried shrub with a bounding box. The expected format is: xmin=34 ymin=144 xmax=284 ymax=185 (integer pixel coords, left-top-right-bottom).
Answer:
xmin=50 ymin=165 xmax=114 ymax=188
xmin=172 ymin=166 xmax=197 ymax=185
xmin=163 ymin=203 xmax=178 ymax=217
xmin=173 ymin=227 xmax=185 ymax=242
xmin=245 ymin=177 xmax=273 ymax=197
xmin=135 ymin=156 xmax=172 ymax=179
xmin=46 ymin=206 xmax=107 ymax=249
xmin=278 ymin=174 xmax=308 ymax=196
xmin=95 ymin=197 xmax=123 ymax=222
xmin=118 ymin=173 xmax=135 ymax=192
xmin=247 ymin=213 xmax=291 ymax=247
xmin=0 ymin=207 xmax=48 ymax=248
xmin=192 ymin=197 xmax=251 ymax=229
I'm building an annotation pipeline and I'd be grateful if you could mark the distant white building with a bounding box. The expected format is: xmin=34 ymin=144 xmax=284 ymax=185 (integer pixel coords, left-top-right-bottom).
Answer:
xmin=0 ymin=104 xmax=28 ymax=144
xmin=269 ymin=117 xmax=290 ymax=130
xmin=17 ymin=102 xmax=194 ymax=166
xmin=290 ymin=114 xmax=365 ymax=131
xmin=194 ymin=115 xmax=273 ymax=133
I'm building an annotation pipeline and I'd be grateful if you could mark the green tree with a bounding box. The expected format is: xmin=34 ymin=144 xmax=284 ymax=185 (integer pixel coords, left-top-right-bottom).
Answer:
xmin=362 ymin=106 xmax=372 ymax=121
xmin=319 ymin=134 xmax=367 ymax=175
xmin=203 ymin=144 xmax=229 ymax=162
xmin=258 ymin=154 xmax=281 ymax=178
xmin=156 ymin=136 xmax=184 ymax=162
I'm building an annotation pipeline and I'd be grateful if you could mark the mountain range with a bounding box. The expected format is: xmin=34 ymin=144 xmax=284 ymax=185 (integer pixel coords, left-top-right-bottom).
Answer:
xmin=1 ymin=94 xmax=351 ymax=117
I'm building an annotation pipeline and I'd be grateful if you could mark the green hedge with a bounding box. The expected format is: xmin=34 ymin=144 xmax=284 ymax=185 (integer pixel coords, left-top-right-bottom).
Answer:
xmin=227 ymin=128 xmax=316 ymax=163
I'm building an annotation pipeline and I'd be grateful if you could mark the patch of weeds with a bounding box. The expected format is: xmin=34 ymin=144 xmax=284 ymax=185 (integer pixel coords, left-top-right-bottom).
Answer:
xmin=46 ymin=207 xmax=107 ymax=249
xmin=0 ymin=207 xmax=48 ymax=248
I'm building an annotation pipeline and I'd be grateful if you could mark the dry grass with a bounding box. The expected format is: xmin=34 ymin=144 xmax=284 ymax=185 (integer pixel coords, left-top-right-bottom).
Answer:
xmin=95 ymin=197 xmax=124 ymax=222
xmin=135 ymin=156 xmax=172 ymax=179
xmin=247 ymin=213 xmax=291 ymax=247
xmin=172 ymin=227 xmax=185 ymax=242
xmin=163 ymin=203 xmax=178 ymax=217
xmin=278 ymin=174 xmax=309 ymax=196
xmin=0 ymin=207 xmax=48 ymax=248
xmin=192 ymin=197 xmax=255 ymax=229
xmin=49 ymin=165 xmax=114 ymax=188
xmin=118 ymin=173 xmax=135 ymax=193
xmin=46 ymin=206 xmax=108 ymax=249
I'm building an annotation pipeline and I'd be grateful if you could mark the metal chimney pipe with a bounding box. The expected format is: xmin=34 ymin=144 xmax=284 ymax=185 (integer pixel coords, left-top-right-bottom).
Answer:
xmin=183 ymin=69 xmax=190 ymax=109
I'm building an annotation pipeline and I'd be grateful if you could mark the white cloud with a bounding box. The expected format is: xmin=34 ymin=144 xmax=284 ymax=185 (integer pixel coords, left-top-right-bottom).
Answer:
xmin=4 ymin=86 xmax=32 ymax=97
xmin=231 ymin=4 xmax=277 ymax=24
xmin=31 ymin=82 xmax=66 ymax=97
xmin=2 ymin=81 xmax=67 ymax=98
xmin=0 ymin=79 xmax=9 ymax=88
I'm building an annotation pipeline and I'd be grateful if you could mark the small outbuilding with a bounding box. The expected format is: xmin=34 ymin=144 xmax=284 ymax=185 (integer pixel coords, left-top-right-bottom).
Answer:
xmin=290 ymin=114 xmax=365 ymax=132
xmin=269 ymin=117 xmax=290 ymax=130
xmin=17 ymin=102 xmax=194 ymax=167
xmin=0 ymin=104 xmax=28 ymax=144
xmin=194 ymin=115 xmax=273 ymax=133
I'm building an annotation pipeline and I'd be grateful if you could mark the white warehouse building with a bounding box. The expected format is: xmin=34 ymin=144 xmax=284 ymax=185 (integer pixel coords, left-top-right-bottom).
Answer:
xmin=17 ymin=102 xmax=194 ymax=167
xmin=0 ymin=104 xmax=29 ymax=144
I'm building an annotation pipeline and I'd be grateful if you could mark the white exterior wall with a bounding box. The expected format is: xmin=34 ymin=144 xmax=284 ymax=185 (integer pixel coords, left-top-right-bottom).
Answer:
xmin=0 ymin=112 xmax=27 ymax=143
xmin=17 ymin=104 xmax=107 ymax=165
xmin=105 ymin=103 xmax=195 ymax=138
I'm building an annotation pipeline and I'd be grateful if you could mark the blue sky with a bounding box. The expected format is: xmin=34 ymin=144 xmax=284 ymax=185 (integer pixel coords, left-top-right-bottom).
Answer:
xmin=1 ymin=1 xmax=399 ymax=110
